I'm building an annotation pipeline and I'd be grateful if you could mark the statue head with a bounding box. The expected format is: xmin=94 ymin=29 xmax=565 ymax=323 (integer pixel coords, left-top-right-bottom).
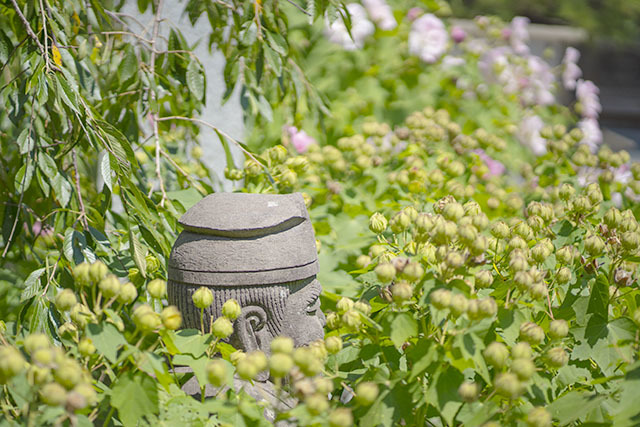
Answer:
xmin=167 ymin=193 xmax=325 ymax=356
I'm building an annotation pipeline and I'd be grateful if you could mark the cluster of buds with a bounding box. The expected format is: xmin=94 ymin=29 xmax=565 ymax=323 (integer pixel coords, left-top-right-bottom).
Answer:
xmin=326 ymin=298 xmax=371 ymax=331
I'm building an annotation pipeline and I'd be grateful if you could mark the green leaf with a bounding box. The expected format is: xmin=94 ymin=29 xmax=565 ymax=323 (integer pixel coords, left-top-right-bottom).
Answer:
xmin=63 ymin=228 xmax=94 ymax=264
xmin=17 ymin=128 xmax=34 ymax=154
xmin=186 ymin=59 xmax=205 ymax=102
xmin=163 ymin=329 xmax=210 ymax=357
xmin=20 ymin=268 xmax=45 ymax=301
xmin=172 ymin=354 xmax=209 ymax=387
xmin=266 ymin=31 xmax=288 ymax=55
xmin=129 ymin=228 xmax=147 ymax=278
xmin=55 ymin=73 xmax=78 ymax=112
xmin=547 ymin=390 xmax=606 ymax=425
xmin=14 ymin=163 xmax=34 ymax=194
xmin=52 ymin=173 xmax=72 ymax=207
xmin=86 ymin=323 xmax=127 ymax=363
xmin=27 ymin=296 xmax=48 ymax=333
xmin=119 ymin=46 xmax=138 ymax=84
xmin=111 ymin=373 xmax=159 ymax=427
xmin=166 ymin=188 xmax=203 ymax=212
xmin=0 ymin=32 xmax=11 ymax=64
xmin=100 ymin=152 xmax=113 ymax=191
xmin=390 ymin=313 xmax=417 ymax=348
xmin=37 ymin=152 xmax=57 ymax=180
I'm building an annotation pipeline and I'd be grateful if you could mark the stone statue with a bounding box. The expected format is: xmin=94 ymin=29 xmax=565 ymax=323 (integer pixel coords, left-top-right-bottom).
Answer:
xmin=167 ymin=192 xmax=325 ymax=412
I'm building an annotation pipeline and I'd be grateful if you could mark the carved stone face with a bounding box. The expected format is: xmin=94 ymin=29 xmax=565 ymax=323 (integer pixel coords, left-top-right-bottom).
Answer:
xmin=281 ymin=279 xmax=326 ymax=347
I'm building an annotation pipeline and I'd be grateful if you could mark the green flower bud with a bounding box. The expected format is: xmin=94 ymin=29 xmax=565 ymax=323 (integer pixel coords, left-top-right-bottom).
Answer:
xmin=219 ymin=299 xmax=241 ymax=321
xmin=247 ymin=351 xmax=268 ymax=372
xmin=478 ymin=298 xmax=498 ymax=318
xmin=484 ymin=342 xmax=509 ymax=368
xmin=145 ymin=255 xmax=160 ymax=275
xmin=161 ymin=306 xmax=182 ymax=330
xmin=374 ymin=263 xmax=396 ymax=283
xmin=558 ymin=183 xmax=575 ymax=201
xmin=133 ymin=306 xmax=161 ymax=333
xmin=73 ymin=383 xmax=97 ymax=407
xmin=325 ymin=336 xmax=343 ymax=354
xmin=449 ymin=294 xmax=469 ymax=317
xmin=475 ymin=270 xmax=494 ymax=288
xmin=530 ymin=283 xmax=548 ymax=300
xmin=430 ymin=289 xmax=452 ymax=309
xmin=306 ymin=393 xmax=329 ymax=415
xmin=512 ymin=342 xmax=532 ymax=359
xmin=604 ymin=207 xmax=622 ymax=229
xmin=70 ymin=304 xmax=94 ymax=328
xmin=546 ymin=347 xmax=569 ymax=368
xmin=531 ymin=244 xmax=550 ymax=263
xmin=491 ymin=221 xmax=510 ymax=239
xmin=633 ymin=309 xmax=640 ymax=327
xmin=99 ymin=274 xmax=121 ymax=299
xmin=354 ymin=301 xmax=371 ymax=315
xmin=556 ymin=246 xmax=575 ymax=265
xmin=28 ymin=365 xmax=51 ymax=385
xmin=336 ymin=297 xmax=354 ymax=314
xmin=269 ymin=353 xmax=294 ymax=378
xmin=117 ymin=282 xmax=138 ymax=305
xmin=268 ymin=145 xmax=287 ymax=163
xmin=416 ymin=214 xmax=435 ymax=233
xmin=584 ymin=233 xmax=605 ymax=257
xmin=513 ymin=221 xmax=534 ymax=240
xmin=342 ymin=310 xmax=361 ymax=330
xmin=206 ymin=359 xmax=229 ymax=387
xmin=293 ymin=348 xmax=323 ymax=376
xmin=326 ymin=312 xmax=341 ymax=330
xmin=621 ymin=231 xmax=640 ymax=252
xmin=519 ymin=322 xmax=545 ymax=345
xmin=526 ymin=407 xmax=552 ymax=427
xmin=509 ymin=256 xmax=529 ymax=272
xmin=443 ymin=202 xmax=464 ymax=221
xmin=356 ymin=382 xmax=379 ymax=406
xmin=147 ymin=279 xmax=166 ymax=299
xmin=57 ymin=323 xmax=77 ymax=339
xmin=55 ymin=289 xmax=77 ymax=312
xmin=356 ymin=255 xmax=372 ymax=269
xmin=230 ymin=351 xmax=246 ymax=365
xmin=527 ymin=215 xmax=545 ymax=232
xmin=40 ymin=382 xmax=67 ymax=406
xmin=369 ymin=213 xmax=388 ymax=234
xmin=329 ymin=408 xmax=354 ymax=427
xmin=73 ymin=262 xmax=91 ymax=287
xmin=369 ymin=245 xmax=386 ymax=258
xmin=514 ymin=271 xmax=532 ymax=291
xmin=403 ymin=262 xmax=424 ymax=282
xmin=192 ymin=286 xmax=213 ymax=309
xmin=458 ymin=224 xmax=478 ymax=244
xmin=212 ymin=317 xmax=234 ymax=339
xmin=392 ymin=282 xmax=413 ymax=302
xmin=556 ymin=267 xmax=571 ymax=284
xmin=271 ymin=336 xmax=294 ymax=355
xmin=445 ymin=251 xmax=465 ymax=269
xmin=472 ymin=214 xmax=489 ymax=230
xmin=390 ymin=211 xmax=411 ymax=234
xmin=511 ymin=358 xmax=536 ymax=380
xmin=494 ymin=372 xmax=523 ymax=398
xmin=78 ymin=338 xmax=96 ymax=357
xmin=89 ymin=261 xmax=108 ymax=283
xmin=403 ymin=206 xmax=419 ymax=221
xmin=0 ymin=346 xmax=26 ymax=380
xmin=66 ymin=390 xmax=88 ymax=411
xmin=458 ymin=381 xmax=480 ymax=403
xmin=236 ymin=358 xmax=259 ymax=380
xmin=53 ymin=359 xmax=82 ymax=389
xmin=549 ymin=319 xmax=569 ymax=339
xmin=24 ymin=333 xmax=49 ymax=354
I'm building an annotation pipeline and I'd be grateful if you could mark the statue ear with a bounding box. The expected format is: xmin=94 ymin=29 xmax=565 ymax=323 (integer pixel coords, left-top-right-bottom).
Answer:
xmin=235 ymin=305 xmax=270 ymax=353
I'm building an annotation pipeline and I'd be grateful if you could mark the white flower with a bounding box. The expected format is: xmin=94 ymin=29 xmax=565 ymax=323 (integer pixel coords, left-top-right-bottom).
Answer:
xmin=362 ymin=0 xmax=396 ymax=31
xmin=562 ymin=47 xmax=582 ymax=90
xmin=510 ymin=16 xmax=530 ymax=55
xmin=441 ymin=55 xmax=466 ymax=69
xmin=324 ymin=3 xmax=374 ymax=50
xmin=578 ymin=118 xmax=602 ymax=151
xmin=409 ymin=14 xmax=448 ymax=63
xmin=576 ymin=79 xmax=601 ymax=119
xmin=517 ymin=115 xmax=546 ymax=156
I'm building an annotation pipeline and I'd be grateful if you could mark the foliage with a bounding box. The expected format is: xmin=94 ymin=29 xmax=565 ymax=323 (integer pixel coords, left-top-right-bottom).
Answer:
xmin=2 ymin=0 xmax=640 ymax=426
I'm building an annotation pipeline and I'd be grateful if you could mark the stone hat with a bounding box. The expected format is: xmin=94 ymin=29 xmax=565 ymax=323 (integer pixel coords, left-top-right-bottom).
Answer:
xmin=168 ymin=192 xmax=319 ymax=286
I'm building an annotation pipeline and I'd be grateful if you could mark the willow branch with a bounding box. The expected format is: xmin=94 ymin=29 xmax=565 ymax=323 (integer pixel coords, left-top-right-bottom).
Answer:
xmin=9 ymin=0 xmax=45 ymax=55
xmin=72 ymin=149 xmax=89 ymax=230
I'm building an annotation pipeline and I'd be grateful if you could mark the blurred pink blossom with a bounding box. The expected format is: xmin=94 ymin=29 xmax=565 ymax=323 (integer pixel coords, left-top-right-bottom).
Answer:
xmin=561 ymin=47 xmax=582 ymax=90
xmin=409 ymin=14 xmax=448 ymax=63
xmin=509 ymin=16 xmax=530 ymax=55
xmin=517 ymin=115 xmax=546 ymax=156
xmin=473 ymin=149 xmax=505 ymax=177
xmin=406 ymin=7 xmax=422 ymax=21
xmin=285 ymin=126 xmax=316 ymax=153
xmin=450 ymin=26 xmax=466 ymax=43
xmin=576 ymin=79 xmax=601 ymax=119
xmin=324 ymin=3 xmax=374 ymax=50
xmin=577 ymin=118 xmax=602 ymax=151
xmin=362 ymin=0 xmax=396 ymax=31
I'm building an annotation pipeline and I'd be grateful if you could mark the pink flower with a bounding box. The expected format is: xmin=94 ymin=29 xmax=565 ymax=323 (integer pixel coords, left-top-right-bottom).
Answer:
xmin=578 ymin=118 xmax=602 ymax=151
xmin=406 ymin=7 xmax=422 ymax=21
xmin=285 ymin=126 xmax=316 ymax=153
xmin=562 ymin=47 xmax=582 ymax=90
xmin=409 ymin=14 xmax=449 ymax=63
xmin=473 ymin=149 xmax=505 ymax=177
xmin=362 ymin=0 xmax=396 ymax=31
xmin=324 ymin=3 xmax=374 ymax=50
xmin=441 ymin=55 xmax=466 ymax=69
xmin=517 ymin=115 xmax=546 ymax=156
xmin=576 ymin=79 xmax=601 ymax=119
xmin=450 ymin=26 xmax=466 ymax=43
xmin=509 ymin=16 xmax=530 ymax=55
